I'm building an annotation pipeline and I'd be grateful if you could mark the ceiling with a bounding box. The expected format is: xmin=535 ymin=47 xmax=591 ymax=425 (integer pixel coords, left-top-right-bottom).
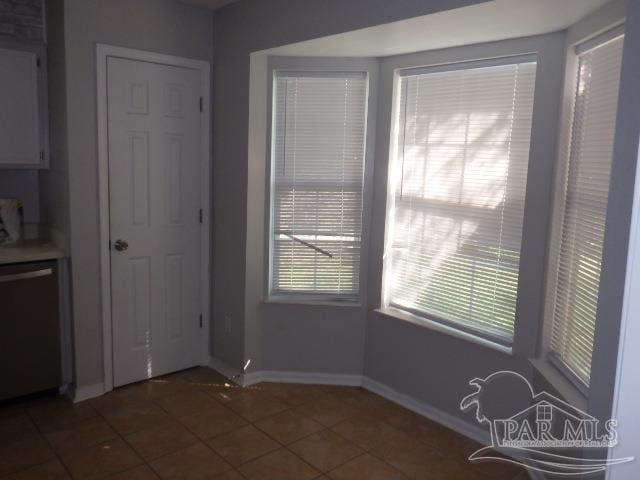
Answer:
xmin=262 ymin=0 xmax=613 ymax=57
xmin=179 ymin=0 xmax=239 ymax=10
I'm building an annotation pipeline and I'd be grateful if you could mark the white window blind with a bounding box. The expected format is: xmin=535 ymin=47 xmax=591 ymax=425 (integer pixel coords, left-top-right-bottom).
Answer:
xmin=549 ymin=33 xmax=624 ymax=386
xmin=269 ymin=71 xmax=368 ymax=300
xmin=384 ymin=58 xmax=537 ymax=344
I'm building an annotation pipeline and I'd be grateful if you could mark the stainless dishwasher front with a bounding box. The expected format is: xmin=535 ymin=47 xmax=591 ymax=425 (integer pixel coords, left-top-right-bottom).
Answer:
xmin=0 ymin=260 xmax=61 ymax=401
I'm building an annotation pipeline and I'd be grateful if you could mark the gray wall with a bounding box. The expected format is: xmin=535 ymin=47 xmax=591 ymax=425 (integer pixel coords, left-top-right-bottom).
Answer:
xmin=211 ymin=0 xmax=489 ymax=372
xmin=244 ymin=55 xmax=378 ymax=377
xmin=222 ymin=0 xmax=636 ymax=439
xmin=58 ymin=0 xmax=213 ymax=388
xmin=606 ymin=6 xmax=640 ymax=466
xmin=242 ymin=32 xmax=566 ymax=427
xmin=589 ymin=0 xmax=640 ymax=425
xmin=0 ymin=170 xmax=39 ymax=223
xmin=603 ymin=2 xmax=640 ymax=477
xmin=52 ymin=1 xmax=637 ymax=446
xmin=39 ymin=0 xmax=69 ymax=239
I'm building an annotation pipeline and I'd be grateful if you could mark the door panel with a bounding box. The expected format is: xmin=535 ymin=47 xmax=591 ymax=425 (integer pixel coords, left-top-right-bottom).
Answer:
xmin=108 ymin=57 xmax=202 ymax=387
xmin=129 ymin=131 xmax=150 ymax=226
xmin=130 ymin=257 xmax=151 ymax=348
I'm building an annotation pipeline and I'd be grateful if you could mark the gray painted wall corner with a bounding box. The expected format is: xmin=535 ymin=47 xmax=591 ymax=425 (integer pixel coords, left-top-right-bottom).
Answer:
xmin=589 ymin=0 xmax=640 ymax=424
xmin=56 ymin=0 xmax=214 ymax=388
xmin=211 ymin=0 xmax=492 ymax=382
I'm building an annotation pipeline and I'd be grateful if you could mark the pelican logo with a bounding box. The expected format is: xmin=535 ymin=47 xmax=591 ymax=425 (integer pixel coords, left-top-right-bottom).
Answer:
xmin=460 ymin=371 xmax=633 ymax=476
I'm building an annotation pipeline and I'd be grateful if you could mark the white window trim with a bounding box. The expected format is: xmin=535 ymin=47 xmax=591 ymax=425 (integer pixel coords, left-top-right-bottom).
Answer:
xmin=265 ymin=296 xmax=363 ymax=308
xmin=381 ymin=53 xmax=538 ymax=351
xmin=530 ymin=357 xmax=587 ymax=411
xmin=263 ymin=56 xmax=378 ymax=305
xmin=397 ymin=52 xmax=537 ymax=77
xmin=536 ymin=24 xmax=625 ymax=396
xmin=376 ymin=307 xmax=514 ymax=355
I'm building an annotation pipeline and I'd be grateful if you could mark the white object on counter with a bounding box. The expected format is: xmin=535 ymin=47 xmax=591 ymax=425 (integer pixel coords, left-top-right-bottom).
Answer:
xmin=0 ymin=198 xmax=23 ymax=244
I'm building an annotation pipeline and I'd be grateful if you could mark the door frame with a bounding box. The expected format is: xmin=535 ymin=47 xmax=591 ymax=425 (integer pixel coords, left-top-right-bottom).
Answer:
xmin=96 ymin=44 xmax=211 ymax=393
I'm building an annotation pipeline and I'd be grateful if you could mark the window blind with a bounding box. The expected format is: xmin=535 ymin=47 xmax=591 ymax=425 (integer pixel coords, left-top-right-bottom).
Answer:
xmin=385 ymin=59 xmax=537 ymax=343
xmin=269 ymin=71 xmax=368 ymax=299
xmin=549 ymin=34 xmax=624 ymax=386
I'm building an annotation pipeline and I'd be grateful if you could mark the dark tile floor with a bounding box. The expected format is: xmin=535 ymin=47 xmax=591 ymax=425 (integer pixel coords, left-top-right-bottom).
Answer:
xmin=0 ymin=368 xmax=530 ymax=479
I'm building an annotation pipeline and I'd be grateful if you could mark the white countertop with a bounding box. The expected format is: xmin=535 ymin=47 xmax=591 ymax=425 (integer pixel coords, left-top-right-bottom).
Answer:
xmin=0 ymin=225 xmax=66 ymax=265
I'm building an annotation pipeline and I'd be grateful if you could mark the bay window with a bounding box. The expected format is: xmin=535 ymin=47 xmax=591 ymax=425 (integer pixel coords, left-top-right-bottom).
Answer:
xmin=547 ymin=30 xmax=624 ymax=387
xmin=268 ymin=71 xmax=369 ymax=301
xmin=383 ymin=57 xmax=537 ymax=345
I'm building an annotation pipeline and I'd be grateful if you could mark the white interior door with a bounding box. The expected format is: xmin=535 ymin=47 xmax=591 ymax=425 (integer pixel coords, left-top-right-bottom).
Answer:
xmin=107 ymin=57 xmax=202 ymax=387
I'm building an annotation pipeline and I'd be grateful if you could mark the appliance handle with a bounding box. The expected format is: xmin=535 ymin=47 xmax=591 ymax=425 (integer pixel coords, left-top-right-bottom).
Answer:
xmin=0 ymin=268 xmax=53 ymax=283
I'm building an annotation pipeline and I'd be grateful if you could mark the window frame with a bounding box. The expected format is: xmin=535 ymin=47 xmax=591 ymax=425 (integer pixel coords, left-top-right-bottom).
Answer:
xmin=541 ymin=25 xmax=625 ymax=393
xmin=381 ymin=53 xmax=541 ymax=350
xmin=264 ymin=57 xmax=378 ymax=305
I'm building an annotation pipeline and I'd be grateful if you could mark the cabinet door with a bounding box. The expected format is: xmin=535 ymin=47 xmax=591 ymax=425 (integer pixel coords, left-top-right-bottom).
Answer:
xmin=0 ymin=48 xmax=42 ymax=167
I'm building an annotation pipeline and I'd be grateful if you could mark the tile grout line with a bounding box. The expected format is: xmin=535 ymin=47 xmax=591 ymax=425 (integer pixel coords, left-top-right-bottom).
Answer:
xmin=187 ymin=383 xmax=362 ymax=478
xmin=90 ymin=403 xmax=145 ymax=479
xmin=22 ymin=401 xmax=78 ymax=479
xmin=2 ymin=370 xmax=525 ymax=480
xmin=200 ymin=383 xmax=419 ymax=479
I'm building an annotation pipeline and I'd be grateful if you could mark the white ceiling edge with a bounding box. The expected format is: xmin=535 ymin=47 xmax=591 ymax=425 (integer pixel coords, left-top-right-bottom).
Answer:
xmin=178 ymin=0 xmax=239 ymax=10
xmin=261 ymin=0 xmax=613 ymax=58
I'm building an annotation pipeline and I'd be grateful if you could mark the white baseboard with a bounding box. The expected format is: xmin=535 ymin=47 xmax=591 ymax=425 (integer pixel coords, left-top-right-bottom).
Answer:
xmin=361 ymin=377 xmax=490 ymax=446
xmin=70 ymin=382 xmax=105 ymax=403
xmin=207 ymin=357 xmax=486 ymax=443
xmin=200 ymin=360 xmax=545 ymax=478
xmin=242 ymin=371 xmax=268 ymax=386
xmin=207 ymin=357 xmax=362 ymax=388
xmin=208 ymin=356 xmax=244 ymax=384
xmin=255 ymin=370 xmax=363 ymax=387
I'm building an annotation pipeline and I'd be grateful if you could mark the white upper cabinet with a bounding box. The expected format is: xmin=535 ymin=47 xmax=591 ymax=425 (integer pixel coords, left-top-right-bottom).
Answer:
xmin=0 ymin=46 xmax=48 ymax=168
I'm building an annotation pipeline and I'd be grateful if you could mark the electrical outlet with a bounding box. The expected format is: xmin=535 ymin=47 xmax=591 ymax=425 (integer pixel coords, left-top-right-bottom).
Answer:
xmin=224 ymin=314 xmax=232 ymax=334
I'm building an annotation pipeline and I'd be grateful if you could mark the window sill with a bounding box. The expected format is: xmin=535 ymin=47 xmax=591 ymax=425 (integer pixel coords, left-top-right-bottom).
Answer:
xmin=374 ymin=307 xmax=514 ymax=356
xmin=264 ymin=296 xmax=362 ymax=308
xmin=529 ymin=357 xmax=588 ymax=411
